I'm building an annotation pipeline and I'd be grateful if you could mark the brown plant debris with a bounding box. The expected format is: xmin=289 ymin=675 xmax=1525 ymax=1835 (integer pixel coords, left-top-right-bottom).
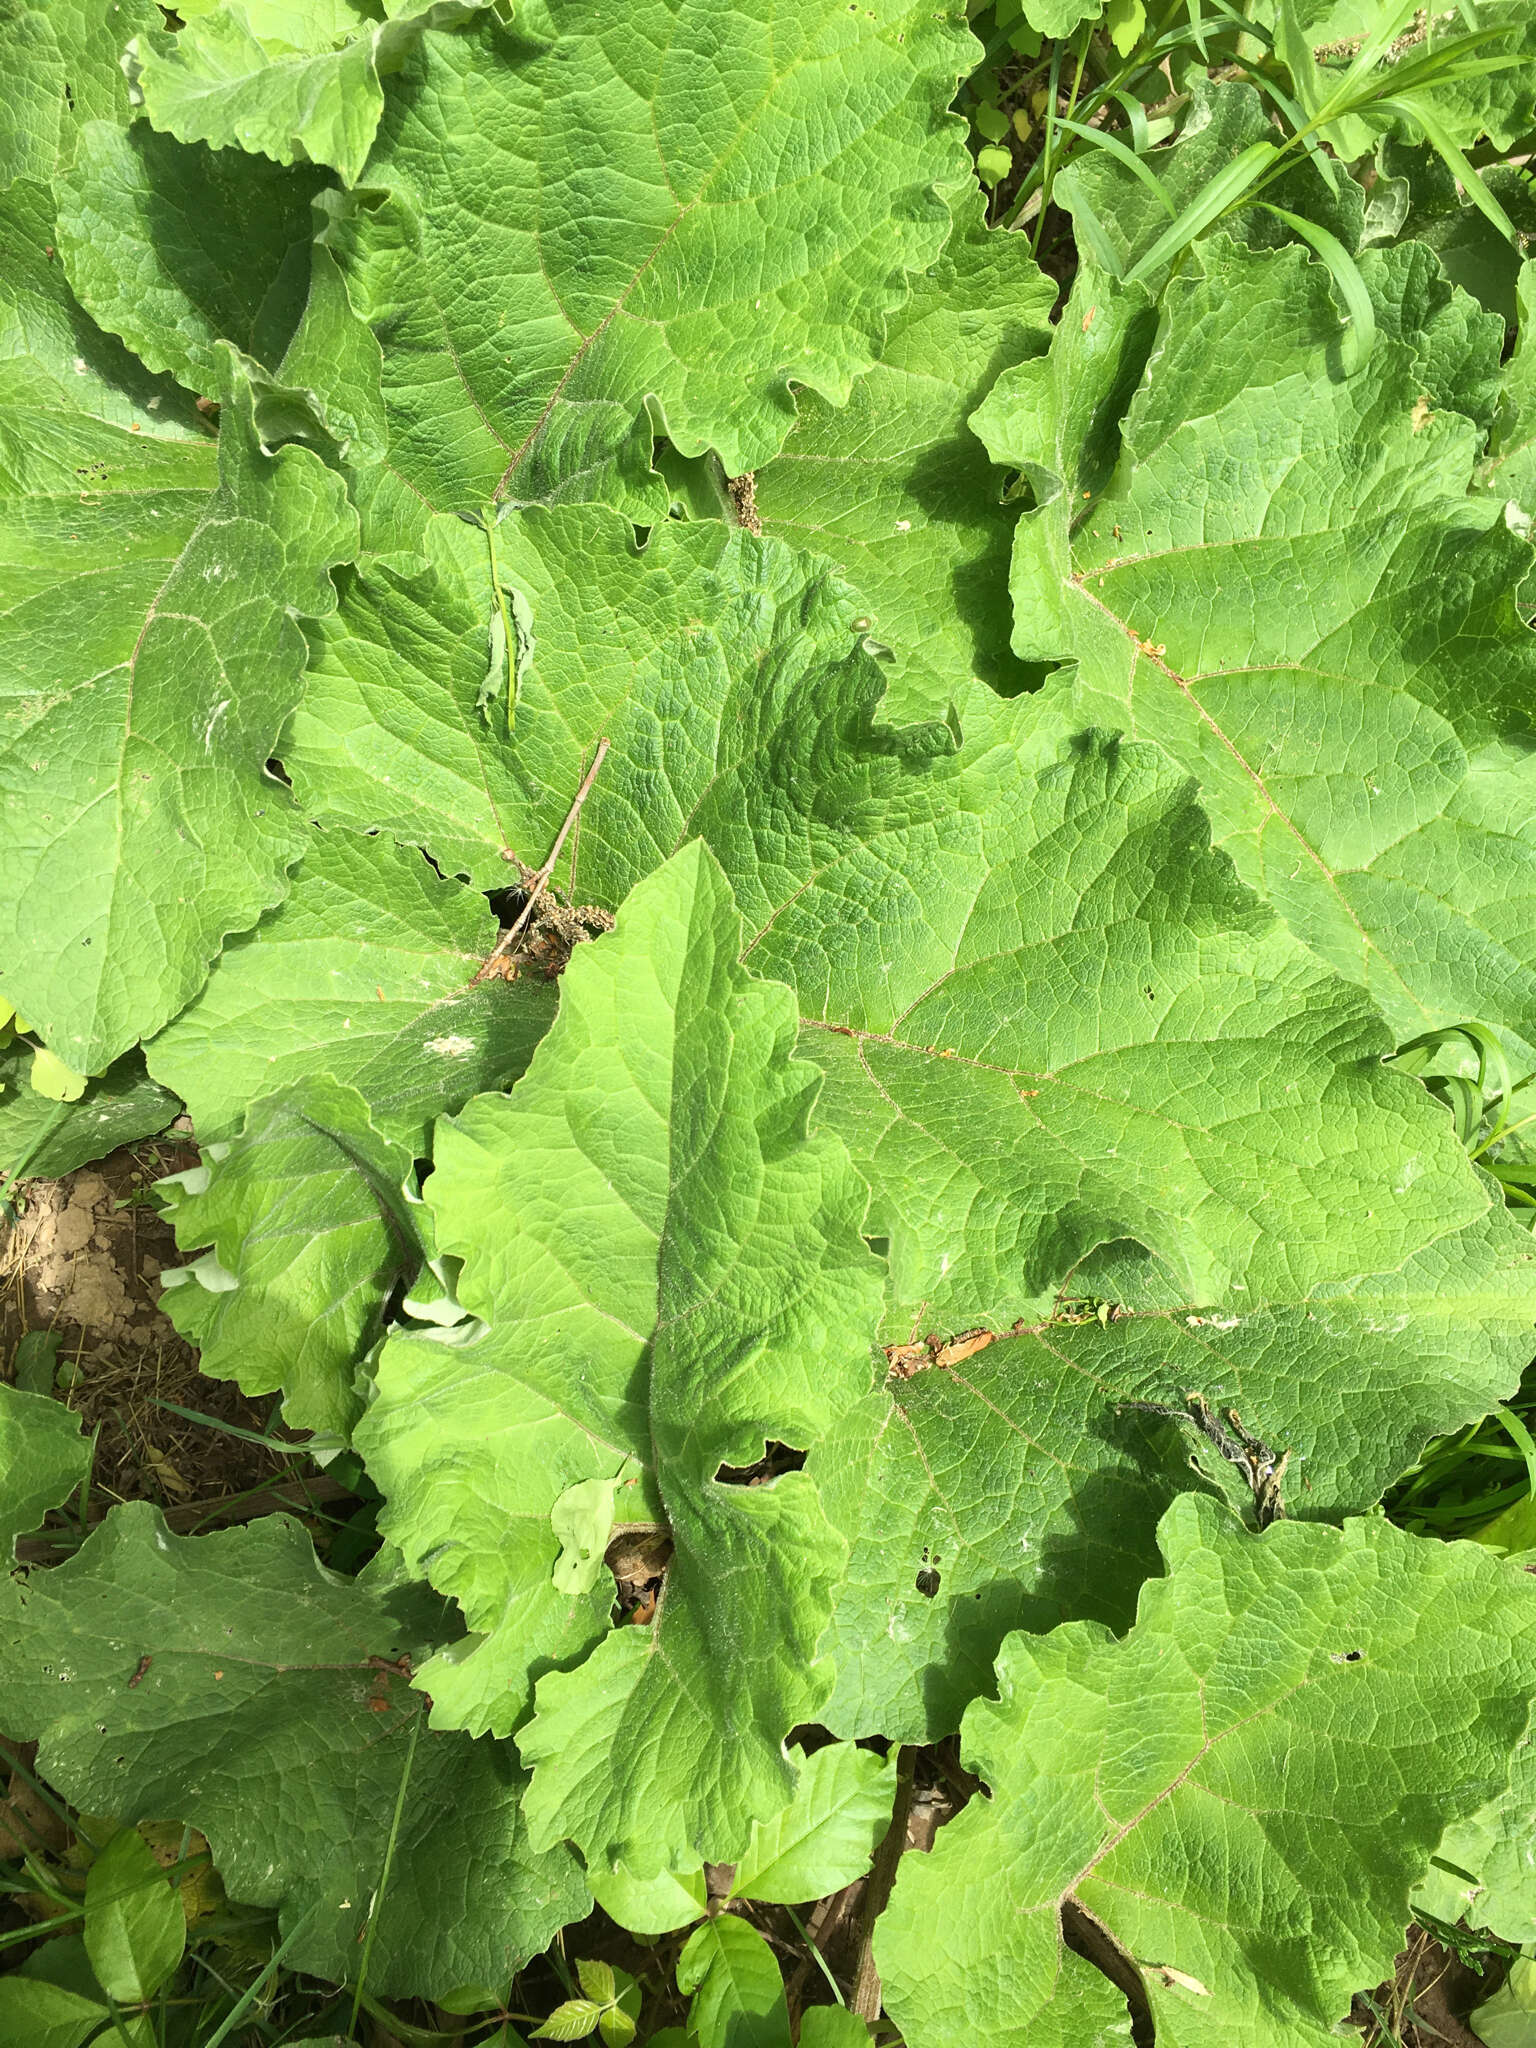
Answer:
xmin=1 ymin=1144 xmax=299 ymax=1515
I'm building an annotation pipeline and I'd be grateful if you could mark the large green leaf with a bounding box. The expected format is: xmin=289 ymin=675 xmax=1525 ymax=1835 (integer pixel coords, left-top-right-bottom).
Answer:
xmin=877 ymin=1494 xmax=1536 ymax=2048
xmin=0 ymin=1385 xmax=90 ymax=1559
xmin=56 ymin=119 xmax=328 ymax=395
xmin=676 ymin=1917 xmax=791 ymax=2048
xmin=1413 ymin=1733 xmax=1536 ymax=1943
xmin=0 ymin=179 xmax=202 ymax=441
xmin=285 ymin=506 xmax=883 ymax=893
xmin=127 ymin=1 xmax=488 ymax=187
xmin=0 ymin=1505 xmax=587 ymax=1995
xmin=1483 ymin=258 xmax=1536 ymax=516
xmin=0 ymin=0 xmax=159 ymax=187
xmin=283 ymin=513 xmax=523 ymax=891
xmin=83 ymin=1827 xmax=185 ymax=2006
xmin=815 ymin=1206 xmax=1536 ymax=1740
xmin=156 ymin=1076 xmax=428 ymax=1437
xmin=589 ymin=1738 xmax=895 ymax=1934
xmin=981 ymin=236 xmax=1536 ymax=1049
xmin=144 ymin=828 xmax=555 ymax=1146
xmin=0 ymin=184 xmax=215 ymax=578
xmin=729 ymin=1738 xmax=895 ymax=1903
xmin=291 ymin=501 xmax=1499 ymax=1330
xmin=752 ymin=189 xmax=1055 ymax=718
xmin=360 ymin=845 xmax=884 ymax=1880
xmin=0 ymin=356 xmax=355 ymax=1073
xmin=0 ymin=1041 xmax=177 ymax=1182
xmin=332 ymin=2 xmax=973 ymax=515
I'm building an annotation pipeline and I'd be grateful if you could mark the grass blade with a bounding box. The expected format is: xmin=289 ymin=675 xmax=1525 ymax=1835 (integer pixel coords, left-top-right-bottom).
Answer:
xmin=201 ymin=1902 xmax=321 ymax=2048
xmin=1125 ymin=139 xmax=1278 ymax=283
xmin=1254 ymin=203 xmax=1376 ymax=371
xmin=1054 ymin=116 xmax=1179 ymax=214
xmin=1380 ymin=93 xmax=1520 ymax=241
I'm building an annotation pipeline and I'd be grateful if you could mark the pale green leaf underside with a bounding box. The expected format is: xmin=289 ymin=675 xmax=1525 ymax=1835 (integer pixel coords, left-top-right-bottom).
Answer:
xmin=878 ymin=1495 xmax=1536 ymax=2048
xmin=0 ymin=1385 xmax=89 ymax=1559
xmin=818 ymin=1205 xmax=1536 ymax=1741
xmin=363 ymin=846 xmax=884 ymax=1882
xmin=0 ymin=359 xmax=355 ymax=1073
xmin=144 ymin=828 xmax=555 ymax=1147
xmin=0 ymin=1506 xmax=587 ymax=1996
xmin=157 ymin=1075 xmax=427 ymax=1437
xmin=291 ymin=501 xmax=1494 ymax=1334
xmin=336 ymin=2 xmax=974 ymax=515
xmin=989 ymin=236 xmax=1536 ymax=1050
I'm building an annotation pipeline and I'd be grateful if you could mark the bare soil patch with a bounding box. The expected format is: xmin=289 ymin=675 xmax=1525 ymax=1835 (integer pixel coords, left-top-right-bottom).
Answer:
xmin=1 ymin=1140 xmax=295 ymax=1517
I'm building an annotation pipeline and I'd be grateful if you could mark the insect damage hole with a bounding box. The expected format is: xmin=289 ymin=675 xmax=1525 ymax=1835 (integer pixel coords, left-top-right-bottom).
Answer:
xmin=713 ymin=1440 xmax=807 ymax=1486
xmin=915 ymin=1546 xmax=941 ymax=1598
xmin=606 ymin=1526 xmax=672 ymax=1628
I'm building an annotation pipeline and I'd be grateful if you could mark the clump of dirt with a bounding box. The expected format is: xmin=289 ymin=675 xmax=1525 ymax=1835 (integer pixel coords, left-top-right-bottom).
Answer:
xmin=1351 ymin=1924 xmax=1504 ymax=2046
xmin=1 ymin=1140 xmax=296 ymax=1517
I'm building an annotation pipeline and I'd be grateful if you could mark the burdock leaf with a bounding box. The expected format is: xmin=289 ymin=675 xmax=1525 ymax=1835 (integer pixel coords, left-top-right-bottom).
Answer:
xmin=360 ymin=844 xmax=884 ymax=1881
xmin=332 ymin=2 xmax=973 ymax=514
xmin=877 ymin=1496 xmax=1536 ymax=2047
xmin=0 ymin=1505 xmax=587 ymax=1996
xmin=0 ymin=354 xmax=355 ymax=1073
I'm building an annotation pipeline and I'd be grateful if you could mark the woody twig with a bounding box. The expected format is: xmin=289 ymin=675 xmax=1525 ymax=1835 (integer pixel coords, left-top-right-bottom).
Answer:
xmin=477 ymin=737 xmax=610 ymax=981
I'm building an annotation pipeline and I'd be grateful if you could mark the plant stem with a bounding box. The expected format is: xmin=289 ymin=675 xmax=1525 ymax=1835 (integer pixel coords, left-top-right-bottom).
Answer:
xmin=478 ymin=736 xmax=611 ymax=978
xmin=850 ymin=1747 xmax=916 ymax=2023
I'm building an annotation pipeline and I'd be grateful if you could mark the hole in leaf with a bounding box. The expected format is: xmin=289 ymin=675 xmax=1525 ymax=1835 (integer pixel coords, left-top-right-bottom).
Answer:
xmin=714 ymin=1441 xmax=806 ymax=1486
xmin=1061 ymin=1897 xmax=1153 ymax=2047
xmin=606 ymin=1526 xmax=671 ymax=1627
xmin=916 ymin=1544 xmax=941 ymax=1598
xmin=1331 ymin=1649 xmax=1363 ymax=1664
